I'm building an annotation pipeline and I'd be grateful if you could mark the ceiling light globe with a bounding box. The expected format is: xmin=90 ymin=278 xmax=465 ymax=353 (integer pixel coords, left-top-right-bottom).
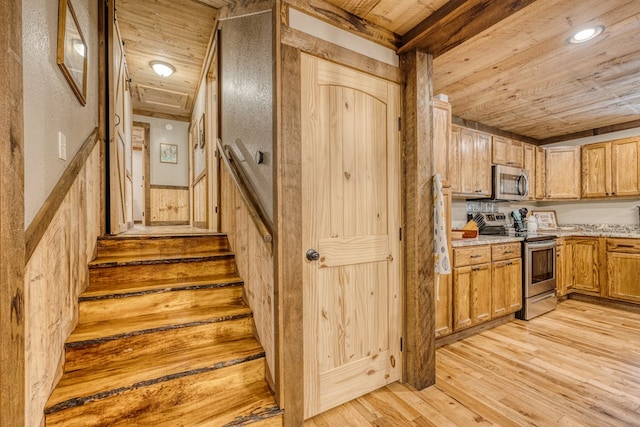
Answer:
xmin=150 ymin=61 xmax=175 ymax=77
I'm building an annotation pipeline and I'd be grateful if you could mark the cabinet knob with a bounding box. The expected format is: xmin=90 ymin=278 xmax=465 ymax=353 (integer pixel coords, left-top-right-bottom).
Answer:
xmin=306 ymin=249 xmax=320 ymax=261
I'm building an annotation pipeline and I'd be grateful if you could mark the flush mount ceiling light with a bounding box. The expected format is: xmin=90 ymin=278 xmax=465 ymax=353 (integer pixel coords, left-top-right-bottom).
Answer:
xmin=150 ymin=61 xmax=175 ymax=77
xmin=567 ymin=25 xmax=605 ymax=44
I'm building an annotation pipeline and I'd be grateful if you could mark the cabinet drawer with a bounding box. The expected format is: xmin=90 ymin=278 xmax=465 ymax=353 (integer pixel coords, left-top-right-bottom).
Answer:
xmin=492 ymin=243 xmax=521 ymax=261
xmin=607 ymin=238 xmax=640 ymax=254
xmin=454 ymin=246 xmax=491 ymax=267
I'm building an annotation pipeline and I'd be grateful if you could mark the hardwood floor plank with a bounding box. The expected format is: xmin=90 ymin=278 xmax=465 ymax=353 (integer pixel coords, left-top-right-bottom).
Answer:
xmin=308 ymin=300 xmax=640 ymax=426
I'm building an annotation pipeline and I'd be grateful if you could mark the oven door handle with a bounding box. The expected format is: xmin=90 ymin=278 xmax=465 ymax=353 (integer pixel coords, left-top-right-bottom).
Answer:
xmin=525 ymin=240 xmax=556 ymax=249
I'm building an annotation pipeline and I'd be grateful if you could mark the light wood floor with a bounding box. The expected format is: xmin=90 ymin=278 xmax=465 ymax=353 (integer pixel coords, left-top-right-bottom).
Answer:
xmin=122 ymin=224 xmax=218 ymax=235
xmin=306 ymin=299 xmax=640 ymax=426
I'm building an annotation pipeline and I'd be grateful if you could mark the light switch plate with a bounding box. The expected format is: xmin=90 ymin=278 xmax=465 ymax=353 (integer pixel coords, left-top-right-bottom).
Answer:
xmin=58 ymin=132 xmax=67 ymax=160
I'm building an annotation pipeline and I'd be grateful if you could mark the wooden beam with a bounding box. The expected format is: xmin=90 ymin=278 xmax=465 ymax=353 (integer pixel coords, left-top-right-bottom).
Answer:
xmin=452 ymin=115 xmax=539 ymax=145
xmin=0 ymin=0 xmax=25 ymax=424
xmin=277 ymin=43 xmax=304 ymax=425
xmin=285 ymin=0 xmax=400 ymax=51
xmin=399 ymin=0 xmax=537 ymax=56
xmin=538 ymin=119 xmax=640 ymax=145
xmin=401 ymin=49 xmax=436 ymax=389
xmin=131 ymin=109 xmax=190 ymax=122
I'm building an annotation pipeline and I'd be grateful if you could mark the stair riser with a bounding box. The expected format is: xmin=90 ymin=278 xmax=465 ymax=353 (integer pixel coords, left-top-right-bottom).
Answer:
xmin=89 ymin=257 xmax=237 ymax=286
xmin=96 ymin=235 xmax=230 ymax=258
xmin=45 ymin=358 xmax=272 ymax=427
xmin=65 ymin=316 xmax=255 ymax=372
xmin=78 ymin=285 xmax=244 ymax=325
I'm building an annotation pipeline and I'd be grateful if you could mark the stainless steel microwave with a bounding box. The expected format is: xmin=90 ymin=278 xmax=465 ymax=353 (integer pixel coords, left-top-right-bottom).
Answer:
xmin=492 ymin=164 xmax=529 ymax=201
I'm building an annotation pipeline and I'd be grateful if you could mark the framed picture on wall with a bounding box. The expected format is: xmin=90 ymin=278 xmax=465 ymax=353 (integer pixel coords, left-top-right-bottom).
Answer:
xmin=56 ymin=0 xmax=88 ymax=105
xmin=199 ymin=114 xmax=205 ymax=149
xmin=160 ymin=143 xmax=178 ymax=164
xmin=192 ymin=121 xmax=198 ymax=149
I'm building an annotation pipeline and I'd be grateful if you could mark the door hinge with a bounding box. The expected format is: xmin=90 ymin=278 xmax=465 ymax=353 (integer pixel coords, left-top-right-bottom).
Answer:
xmin=398 ymin=117 xmax=402 ymax=131
xmin=399 ymin=227 xmax=402 ymax=241
xmin=400 ymin=337 xmax=403 ymax=352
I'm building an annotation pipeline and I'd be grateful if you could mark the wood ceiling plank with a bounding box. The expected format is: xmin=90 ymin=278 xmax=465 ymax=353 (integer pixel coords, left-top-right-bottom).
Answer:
xmin=398 ymin=0 xmax=537 ymax=56
xmin=432 ymin=0 xmax=640 ymax=139
xmin=116 ymin=0 xmax=217 ymax=118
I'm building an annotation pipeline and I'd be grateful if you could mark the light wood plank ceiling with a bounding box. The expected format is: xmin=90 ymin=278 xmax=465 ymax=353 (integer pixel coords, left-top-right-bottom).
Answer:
xmin=118 ymin=0 xmax=640 ymax=141
xmin=116 ymin=0 xmax=227 ymax=120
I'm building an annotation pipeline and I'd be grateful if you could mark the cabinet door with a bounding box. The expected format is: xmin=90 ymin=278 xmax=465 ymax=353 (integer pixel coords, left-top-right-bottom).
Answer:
xmin=535 ymin=146 xmax=545 ymax=200
xmin=523 ymin=144 xmax=536 ymax=200
xmin=509 ymin=139 xmax=524 ymax=168
xmin=611 ymin=137 xmax=640 ymax=197
xmin=458 ymin=129 xmax=476 ymax=195
xmin=607 ymin=252 xmax=640 ymax=303
xmin=472 ymin=263 xmax=492 ymax=324
xmin=449 ymin=125 xmax=462 ymax=193
xmin=433 ymin=99 xmax=452 ymax=186
xmin=474 ymin=132 xmax=492 ymax=196
xmin=581 ymin=142 xmax=610 ymax=198
xmin=545 ymin=147 xmax=581 ymax=199
xmin=492 ymin=259 xmax=522 ymax=317
xmin=453 ymin=266 xmax=473 ymax=330
xmin=572 ymin=239 xmax=601 ymax=293
xmin=492 ymin=135 xmax=510 ymax=166
xmin=435 ymin=273 xmax=453 ymax=337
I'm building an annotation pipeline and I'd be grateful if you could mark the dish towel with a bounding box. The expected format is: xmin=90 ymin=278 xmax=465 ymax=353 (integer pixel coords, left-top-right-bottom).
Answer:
xmin=433 ymin=173 xmax=451 ymax=275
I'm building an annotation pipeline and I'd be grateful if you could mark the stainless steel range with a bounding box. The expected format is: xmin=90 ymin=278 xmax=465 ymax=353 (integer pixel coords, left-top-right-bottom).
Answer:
xmin=470 ymin=212 xmax=558 ymax=320
xmin=518 ymin=235 xmax=557 ymax=320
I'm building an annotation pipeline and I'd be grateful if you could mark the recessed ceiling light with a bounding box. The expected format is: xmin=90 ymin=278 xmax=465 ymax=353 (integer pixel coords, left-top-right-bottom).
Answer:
xmin=150 ymin=61 xmax=175 ymax=77
xmin=567 ymin=25 xmax=605 ymax=44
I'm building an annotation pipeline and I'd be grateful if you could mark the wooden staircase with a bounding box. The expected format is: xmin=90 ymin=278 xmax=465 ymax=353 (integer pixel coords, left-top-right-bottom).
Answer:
xmin=44 ymin=234 xmax=283 ymax=426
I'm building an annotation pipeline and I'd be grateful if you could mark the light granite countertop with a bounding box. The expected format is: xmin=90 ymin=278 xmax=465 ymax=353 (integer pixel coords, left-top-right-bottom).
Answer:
xmin=451 ymin=224 xmax=640 ymax=247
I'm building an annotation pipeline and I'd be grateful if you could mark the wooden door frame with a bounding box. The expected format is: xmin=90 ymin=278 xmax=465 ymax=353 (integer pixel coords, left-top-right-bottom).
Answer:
xmin=278 ymin=40 xmax=430 ymax=425
xmin=132 ymin=121 xmax=151 ymax=226
xmin=0 ymin=0 xmax=26 ymax=424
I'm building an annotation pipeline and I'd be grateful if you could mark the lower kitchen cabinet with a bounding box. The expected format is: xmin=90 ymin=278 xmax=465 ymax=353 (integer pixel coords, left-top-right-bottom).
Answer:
xmin=571 ymin=238 xmax=602 ymax=294
xmin=606 ymin=238 xmax=640 ymax=303
xmin=435 ymin=273 xmax=453 ymax=338
xmin=491 ymin=258 xmax=522 ymax=317
xmin=555 ymin=238 xmax=573 ymax=296
xmin=453 ymin=262 xmax=492 ymax=330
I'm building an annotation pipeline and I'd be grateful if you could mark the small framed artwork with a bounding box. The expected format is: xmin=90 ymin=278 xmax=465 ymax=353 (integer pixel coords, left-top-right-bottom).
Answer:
xmin=531 ymin=210 xmax=558 ymax=229
xmin=160 ymin=143 xmax=178 ymax=164
xmin=57 ymin=0 xmax=88 ymax=106
xmin=199 ymin=114 xmax=205 ymax=149
xmin=192 ymin=121 xmax=198 ymax=149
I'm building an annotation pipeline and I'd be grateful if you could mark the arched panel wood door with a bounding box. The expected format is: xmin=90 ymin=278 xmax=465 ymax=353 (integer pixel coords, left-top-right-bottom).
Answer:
xmin=301 ymin=53 xmax=402 ymax=418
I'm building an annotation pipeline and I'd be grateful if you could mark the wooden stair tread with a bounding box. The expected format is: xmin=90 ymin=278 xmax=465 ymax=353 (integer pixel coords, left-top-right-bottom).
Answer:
xmin=46 ymin=336 xmax=264 ymax=410
xmin=68 ymin=302 xmax=252 ymax=344
xmin=89 ymin=251 xmax=234 ymax=268
xmin=81 ymin=274 xmax=244 ymax=298
xmin=45 ymin=358 xmax=282 ymax=426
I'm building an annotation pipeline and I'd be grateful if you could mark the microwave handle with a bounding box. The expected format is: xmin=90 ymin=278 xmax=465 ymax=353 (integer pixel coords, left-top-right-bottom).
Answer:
xmin=517 ymin=173 xmax=529 ymax=196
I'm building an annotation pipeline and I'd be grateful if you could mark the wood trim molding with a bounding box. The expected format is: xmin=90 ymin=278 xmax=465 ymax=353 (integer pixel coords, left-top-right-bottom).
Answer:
xmin=277 ymin=43 xmax=304 ymax=425
xmin=452 ymin=115 xmax=539 ymax=145
xmin=0 ymin=0 xmax=25 ymax=424
xmin=149 ymin=184 xmax=189 ymax=190
xmin=132 ymin=121 xmax=151 ymax=226
xmin=131 ymin=109 xmax=190 ymax=123
xmin=538 ymin=119 xmax=640 ymax=145
xmin=25 ymin=128 xmax=100 ymax=262
xmin=401 ymin=49 xmax=436 ymax=389
xmin=399 ymin=0 xmax=537 ymax=56
xmin=194 ymin=169 xmax=207 ymax=185
xmin=285 ymin=0 xmax=400 ymax=50
xmin=280 ymin=26 xmax=403 ymax=84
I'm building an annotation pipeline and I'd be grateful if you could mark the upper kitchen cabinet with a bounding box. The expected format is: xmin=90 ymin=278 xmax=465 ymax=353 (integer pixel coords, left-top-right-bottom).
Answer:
xmin=433 ymin=99 xmax=452 ymax=187
xmin=611 ymin=137 xmax=640 ymax=197
xmin=535 ymin=146 xmax=545 ymax=200
xmin=454 ymin=125 xmax=492 ymax=197
xmin=544 ymin=146 xmax=581 ymax=199
xmin=523 ymin=143 xmax=536 ymax=201
xmin=492 ymin=136 xmax=523 ymax=168
xmin=582 ymin=137 xmax=640 ymax=198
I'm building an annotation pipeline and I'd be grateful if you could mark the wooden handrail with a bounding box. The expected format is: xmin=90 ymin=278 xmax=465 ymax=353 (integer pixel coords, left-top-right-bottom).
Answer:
xmin=216 ymin=138 xmax=273 ymax=244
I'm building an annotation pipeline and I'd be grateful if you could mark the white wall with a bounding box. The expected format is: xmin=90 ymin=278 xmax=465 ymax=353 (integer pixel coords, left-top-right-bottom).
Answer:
xmin=133 ymin=115 xmax=189 ymax=187
xmin=23 ymin=0 xmax=99 ymax=227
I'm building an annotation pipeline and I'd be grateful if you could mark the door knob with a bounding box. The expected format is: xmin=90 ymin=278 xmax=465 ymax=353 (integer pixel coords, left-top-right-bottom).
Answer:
xmin=306 ymin=249 xmax=320 ymax=261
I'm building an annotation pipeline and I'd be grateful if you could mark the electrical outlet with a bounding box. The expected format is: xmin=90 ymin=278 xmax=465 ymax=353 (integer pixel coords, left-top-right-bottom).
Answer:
xmin=58 ymin=132 xmax=67 ymax=160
